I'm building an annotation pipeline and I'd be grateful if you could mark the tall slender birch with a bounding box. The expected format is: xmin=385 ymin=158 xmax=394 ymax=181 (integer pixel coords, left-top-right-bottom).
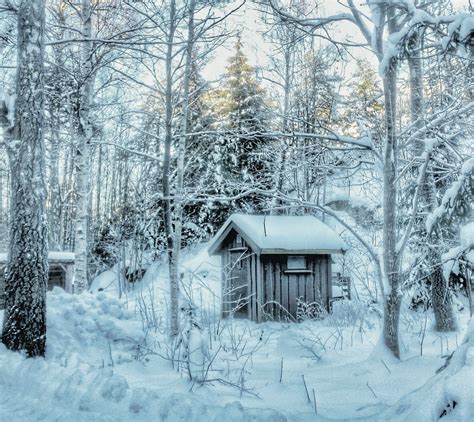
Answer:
xmin=162 ymin=0 xmax=178 ymax=336
xmin=169 ymin=0 xmax=196 ymax=335
xmin=269 ymin=18 xmax=297 ymax=212
xmin=74 ymin=0 xmax=95 ymax=293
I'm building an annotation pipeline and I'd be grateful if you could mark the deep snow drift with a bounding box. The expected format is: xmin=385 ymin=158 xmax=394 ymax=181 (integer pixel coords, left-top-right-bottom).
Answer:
xmin=0 ymin=244 xmax=472 ymax=421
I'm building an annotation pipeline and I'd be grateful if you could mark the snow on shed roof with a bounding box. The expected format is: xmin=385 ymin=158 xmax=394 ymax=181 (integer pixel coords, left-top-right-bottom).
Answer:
xmin=0 ymin=251 xmax=75 ymax=264
xmin=208 ymin=214 xmax=347 ymax=255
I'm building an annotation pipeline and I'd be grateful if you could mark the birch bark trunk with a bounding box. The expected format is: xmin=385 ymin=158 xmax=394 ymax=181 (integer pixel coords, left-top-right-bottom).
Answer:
xmin=74 ymin=0 xmax=95 ymax=293
xmin=1 ymin=0 xmax=48 ymax=357
xmin=382 ymin=57 xmax=402 ymax=358
xmin=48 ymin=4 xmax=66 ymax=250
xmin=272 ymin=42 xmax=292 ymax=213
xmin=48 ymin=102 xmax=62 ymax=249
xmin=380 ymin=5 xmax=402 ymax=358
xmin=162 ymin=0 xmax=197 ymax=337
xmin=162 ymin=0 xmax=178 ymax=336
xmin=170 ymin=0 xmax=196 ymax=332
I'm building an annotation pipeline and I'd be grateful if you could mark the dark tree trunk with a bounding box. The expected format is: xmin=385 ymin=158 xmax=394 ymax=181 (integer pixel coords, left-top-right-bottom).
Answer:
xmin=407 ymin=32 xmax=456 ymax=332
xmin=383 ymin=292 xmax=402 ymax=358
xmin=432 ymin=264 xmax=457 ymax=331
xmin=1 ymin=0 xmax=48 ymax=357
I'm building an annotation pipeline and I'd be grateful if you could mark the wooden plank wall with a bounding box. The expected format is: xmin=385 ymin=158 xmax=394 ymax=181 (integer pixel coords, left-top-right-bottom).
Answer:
xmin=260 ymin=255 xmax=331 ymax=321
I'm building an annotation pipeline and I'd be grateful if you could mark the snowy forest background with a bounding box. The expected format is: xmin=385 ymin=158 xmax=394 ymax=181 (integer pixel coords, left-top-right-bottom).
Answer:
xmin=0 ymin=0 xmax=473 ymax=420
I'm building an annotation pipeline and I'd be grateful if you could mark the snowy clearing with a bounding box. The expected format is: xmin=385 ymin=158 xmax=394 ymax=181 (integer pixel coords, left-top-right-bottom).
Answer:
xmin=1 ymin=244 xmax=471 ymax=421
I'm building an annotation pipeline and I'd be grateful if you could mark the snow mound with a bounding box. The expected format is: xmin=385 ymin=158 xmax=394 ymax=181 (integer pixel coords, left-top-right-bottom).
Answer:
xmin=181 ymin=243 xmax=221 ymax=308
xmin=89 ymin=243 xmax=221 ymax=311
xmin=376 ymin=319 xmax=474 ymax=420
xmin=1 ymin=287 xmax=287 ymax=421
xmin=47 ymin=287 xmax=144 ymax=365
xmin=90 ymin=266 xmax=120 ymax=293
xmin=158 ymin=394 xmax=287 ymax=422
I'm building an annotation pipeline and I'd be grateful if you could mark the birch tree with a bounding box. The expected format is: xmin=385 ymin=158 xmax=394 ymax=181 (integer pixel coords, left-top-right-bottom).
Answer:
xmin=72 ymin=0 xmax=95 ymax=294
xmin=168 ymin=0 xmax=196 ymax=336
xmin=1 ymin=0 xmax=48 ymax=357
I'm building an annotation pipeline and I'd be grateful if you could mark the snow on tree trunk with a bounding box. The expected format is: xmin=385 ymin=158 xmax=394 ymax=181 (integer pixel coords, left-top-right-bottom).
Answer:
xmin=469 ymin=34 xmax=474 ymax=101
xmin=380 ymin=3 xmax=402 ymax=357
xmin=1 ymin=0 xmax=48 ymax=357
xmin=48 ymin=105 xmax=62 ymax=249
xmin=74 ymin=0 xmax=95 ymax=294
xmin=381 ymin=56 xmax=402 ymax=358
xmin=163 ymin=0 xmax=198 ymax=339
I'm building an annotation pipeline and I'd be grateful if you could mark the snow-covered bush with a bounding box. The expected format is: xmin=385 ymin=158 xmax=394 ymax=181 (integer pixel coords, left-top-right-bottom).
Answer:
xmin=296 ymin=298 xmax=327 ymax=321
xmin=327 ymin=300 xmax=373 ymax=329
xmin=325 ymin=300 xmax=376 ymax=349
xmin=176 ymin=302 xmax=210 ymax=381
xmin=294 ymin=326 xmax=327 ymax=360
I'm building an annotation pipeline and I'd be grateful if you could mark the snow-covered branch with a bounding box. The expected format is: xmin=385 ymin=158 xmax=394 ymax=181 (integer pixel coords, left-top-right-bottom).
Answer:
xmin=426 ymin=158 xmax=474 ymax=234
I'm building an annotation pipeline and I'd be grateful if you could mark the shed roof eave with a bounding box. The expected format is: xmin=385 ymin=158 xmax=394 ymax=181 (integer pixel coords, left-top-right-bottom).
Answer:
xmin=260 ymin=248 xmax=346 ymax=255
xmin=0 ymin=251 xmax=75 ymax=264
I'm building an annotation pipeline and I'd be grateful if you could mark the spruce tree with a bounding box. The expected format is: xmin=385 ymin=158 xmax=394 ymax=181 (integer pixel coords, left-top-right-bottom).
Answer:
xmin=203 ymin=39 xmax=273 ymax=230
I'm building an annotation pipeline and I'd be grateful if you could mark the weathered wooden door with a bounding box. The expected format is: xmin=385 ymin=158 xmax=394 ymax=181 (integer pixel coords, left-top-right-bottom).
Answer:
xmin=229 ymin=249 xmax=249 ymax=317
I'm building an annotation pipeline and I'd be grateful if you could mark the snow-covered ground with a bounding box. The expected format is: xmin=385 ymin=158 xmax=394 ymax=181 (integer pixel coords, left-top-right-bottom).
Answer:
xmin=0 ymin=243 xmax=472 ymax=421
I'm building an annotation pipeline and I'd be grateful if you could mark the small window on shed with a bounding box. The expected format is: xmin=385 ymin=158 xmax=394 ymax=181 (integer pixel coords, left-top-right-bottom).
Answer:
xmin=287 ymin=256 xmax=306 ymax=270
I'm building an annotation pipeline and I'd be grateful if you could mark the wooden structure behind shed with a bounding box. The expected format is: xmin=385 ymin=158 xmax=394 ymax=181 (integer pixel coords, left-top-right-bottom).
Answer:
xmin=0 ymin=252 xmax=75 ymax=309
xmin=208 ymin=214 xmax=347 ymax=322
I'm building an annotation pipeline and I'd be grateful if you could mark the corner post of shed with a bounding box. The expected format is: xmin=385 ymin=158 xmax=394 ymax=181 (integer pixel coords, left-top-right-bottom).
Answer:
xmin=220 ymin=251 xmax=228 ymax=318
xmin=256 ymin=252 xmax=263 ymax=323
xmin=327 ymin=254 xmax=332 ymax=311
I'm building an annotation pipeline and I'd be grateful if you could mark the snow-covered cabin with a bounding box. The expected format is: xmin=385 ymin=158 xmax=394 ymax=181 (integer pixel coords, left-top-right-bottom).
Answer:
xmin=208 ymin=214 xmax=347 ymax=322
xmin=0 ymin=252 xmax=75 ymax=309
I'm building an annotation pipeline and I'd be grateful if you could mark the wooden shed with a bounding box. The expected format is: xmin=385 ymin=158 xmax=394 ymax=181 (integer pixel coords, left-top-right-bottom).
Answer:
xmin=208 ymin=214 xmax=347 ymax=322
xmin=0 ymin=252 xmax=75 ymax=309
